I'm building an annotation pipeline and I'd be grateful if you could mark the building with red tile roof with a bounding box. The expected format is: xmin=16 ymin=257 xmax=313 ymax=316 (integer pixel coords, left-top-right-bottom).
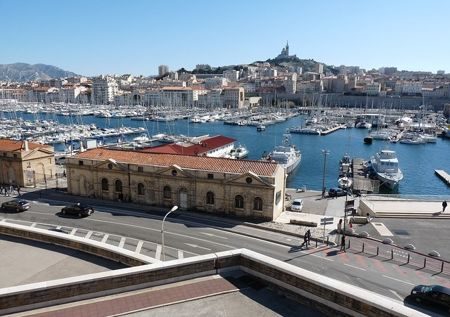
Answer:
xmin=67 ymin=148 xmax=285 ymax=220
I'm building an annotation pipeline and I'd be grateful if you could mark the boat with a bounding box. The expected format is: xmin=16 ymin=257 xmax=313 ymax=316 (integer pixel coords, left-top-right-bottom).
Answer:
xmin=355 ymin=121 xmax=372 ymax=129
xmin=369 ymin=150 xmax=403 ymax=189
xmin=264 ymin=134 xmax=301 ymax=175
xmin=256 ymin=124 xmax=266 ymax=132
xmin=338 ymin=176 xmax=352 ymax=189
xmin=364 ymin=136 xmax=373 ymax=144
xmin=228 ymin=144 xmax=249 ymax=159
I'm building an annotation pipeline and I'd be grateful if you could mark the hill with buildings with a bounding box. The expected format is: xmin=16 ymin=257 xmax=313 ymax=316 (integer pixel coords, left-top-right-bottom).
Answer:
xmin=0 ymin=63 xmax=78 ymax=82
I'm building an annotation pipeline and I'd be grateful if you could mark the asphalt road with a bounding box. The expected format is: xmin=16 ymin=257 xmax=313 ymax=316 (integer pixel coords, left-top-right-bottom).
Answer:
xmin=1 ymin=193 xmax=449 ymax=313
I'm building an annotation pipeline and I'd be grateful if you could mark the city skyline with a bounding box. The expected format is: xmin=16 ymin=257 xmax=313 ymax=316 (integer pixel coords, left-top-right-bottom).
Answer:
xmin=1 ymin=0 xmax=450 ymax=76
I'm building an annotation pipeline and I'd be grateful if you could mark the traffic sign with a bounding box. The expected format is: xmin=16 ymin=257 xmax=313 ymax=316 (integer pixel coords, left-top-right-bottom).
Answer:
xmin=320 ymin=217 xmax=334 ymax=225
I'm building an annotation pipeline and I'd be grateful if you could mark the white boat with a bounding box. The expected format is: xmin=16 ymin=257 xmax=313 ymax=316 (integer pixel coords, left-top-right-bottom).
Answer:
xmin=228 ymin=144 xmax=249 ymax=159
xmin=257 ymin=124 xmax=266 ymax=132
xmin=338 ymin=176 xmax=352 ymax=189
xmin=355 ymin=121 xmax=372 ymax=129
xmin=265 ymin=134 xmax=301 ymax=175
xmin=370 ymin=150 xmax=403 ymax=189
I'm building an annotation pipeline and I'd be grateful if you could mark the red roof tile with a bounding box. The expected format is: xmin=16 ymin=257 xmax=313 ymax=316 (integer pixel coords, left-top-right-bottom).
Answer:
xmin=0 ymin=139 xmax=51 ymax=152
xmin=75 ymin=148 xmax=278 ymax=176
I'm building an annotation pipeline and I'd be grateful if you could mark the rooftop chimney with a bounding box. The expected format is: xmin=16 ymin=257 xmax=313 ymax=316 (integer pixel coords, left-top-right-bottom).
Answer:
xmin=24 ymin=140 xmax=29 ymax=151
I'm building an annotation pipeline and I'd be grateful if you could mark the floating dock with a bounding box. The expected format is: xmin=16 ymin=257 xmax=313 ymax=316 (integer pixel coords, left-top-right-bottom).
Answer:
xmin=435 ymin=170 xmax=450 ymax=186
xmin=351 ymin=158 xmax=379 ymax=194
xmin=320 ymin=124 xmax=347 ymax=135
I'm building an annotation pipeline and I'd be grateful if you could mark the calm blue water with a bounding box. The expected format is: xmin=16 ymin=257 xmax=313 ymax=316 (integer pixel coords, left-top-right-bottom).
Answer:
xmin=4 ymin=112 xmax=450 ymax=195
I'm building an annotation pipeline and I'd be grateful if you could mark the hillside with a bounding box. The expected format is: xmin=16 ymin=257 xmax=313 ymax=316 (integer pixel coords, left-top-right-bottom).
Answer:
xmin=0 ymin=63 xmax=78 ymax=82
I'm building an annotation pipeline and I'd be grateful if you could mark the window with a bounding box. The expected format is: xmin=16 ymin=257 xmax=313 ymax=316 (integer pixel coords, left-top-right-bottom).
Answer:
xmin=138 ymin=166 xmax=144 ymax=172
xmin=206 ymin=191 xmax=215 ymax=205
xmin=101 ymin=178 xmax=108 ymax=191
xmin=115 ymin=180 xmax=123 ymax=193
xmin=207 ymin=173 xmax=214 ymax=179
xmin=235 ymin=195 xmax=244 ymax=209
xmin=163 ymin=186 xmax=171 ymax=199
xmin=108 ymin=163 xmax=113 ymax=169
xmin=253 ymin=197 xmax=263 ymax=211
xmin=275 ymin=191 xmax=281 ymax=205
xmin=137 ymin=183 xmax=145 ymax=195
xmin=171 ymin=169 xmax=178 ymax=176
xmin=13 ymin=154 xmax=17 ymax=158
xmin=246 ymin=177 xmax=253 ymax=184
xmin=78 ymin=161 xmax=84 ymax=166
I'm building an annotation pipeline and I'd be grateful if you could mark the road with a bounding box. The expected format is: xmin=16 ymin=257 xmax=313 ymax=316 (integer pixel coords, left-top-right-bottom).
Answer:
xmin=1 ymin=194 xmax=449 ymax=307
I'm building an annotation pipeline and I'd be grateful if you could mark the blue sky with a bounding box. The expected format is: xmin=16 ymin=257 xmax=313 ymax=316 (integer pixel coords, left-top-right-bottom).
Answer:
xmin=1 ymin=0 xmax=449 ymax=76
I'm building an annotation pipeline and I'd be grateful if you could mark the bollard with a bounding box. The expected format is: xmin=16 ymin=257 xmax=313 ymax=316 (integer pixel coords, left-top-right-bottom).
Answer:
xmin=362 ymin=243 xmax=365 ymax=253
xmin=376 ymin=246 xmax=379 ymax=256
xmin=441 ymin=261 xmax=444 ymax=273
xmin=348 ymin=239 xmax=351 ymax=249
xmin=327 ymin=236 xmax=329 ymax=245
xmin=407 ymin=253 xmax=410 ymax=264
xmin=315 ymin=238 xmax=318 ymax=248
xmin=391 ymin=249 xmax=394 ymax=260
xmin=423 ymin=258 xmax=427 ymax=268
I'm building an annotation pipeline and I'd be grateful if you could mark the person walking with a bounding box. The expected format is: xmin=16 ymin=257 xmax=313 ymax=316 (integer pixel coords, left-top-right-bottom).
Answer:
xmin=305 ymin=229 xmax=311 ymax=246
xmin=340 ymin=235 xmax=346 ymax=252
xmin=443 ymin=200 xmax=447 ymax=212
xmin=301 ymin=232 xmax=308 ymax=249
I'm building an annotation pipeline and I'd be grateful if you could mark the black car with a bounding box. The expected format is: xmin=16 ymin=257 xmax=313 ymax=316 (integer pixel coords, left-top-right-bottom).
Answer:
xmin=1 ymin=199 xmax=30 ymax=212
xmin=61 ymin=203 xmax=94 ymax=217
xmin=328 ymin=187 xmax=347 ymax=197
xmin=410 ymin=285 xmax=450 ymax=312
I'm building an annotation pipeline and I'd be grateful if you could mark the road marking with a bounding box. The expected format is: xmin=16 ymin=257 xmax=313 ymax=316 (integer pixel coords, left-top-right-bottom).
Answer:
xmin=101 ymin=234 xmax=109 ymax=243
xmin=155 ymin=244 xmax=162 ymax=260
xmin=311 ymin=254 xmax=334 ymax=262
xmin=344 ymin=263 xmax=366 ymax=271
xmin=70 ymin=228 xmax=77 ymax=235
xmin=382 ymin=275 xmax=414 ymax=286
xmin=199 ymin=232 xmax=228 ymax=239
xmin=135 ymin=240 xmax=144 ymax=253
xmin=178 ymin=250 xmax=184 ymax=259
xmin=119 ymin=237 xmax=126 ymax=248
xmin=371 ymin=222 xmax=393 ymax=236
xmin=30 ymin=222 xmax=37 ymax=227
xmin=389 ymin=289 xmax=404 ymax=301
xmin=85 ymin=231 xmax=93 ymax=239
xmin=184 ymin=243 xmax=212 ymax=251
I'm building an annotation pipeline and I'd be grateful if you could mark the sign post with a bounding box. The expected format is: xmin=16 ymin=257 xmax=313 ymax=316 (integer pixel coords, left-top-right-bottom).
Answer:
xmin=320 ymin=217 xmax=334 ymax=244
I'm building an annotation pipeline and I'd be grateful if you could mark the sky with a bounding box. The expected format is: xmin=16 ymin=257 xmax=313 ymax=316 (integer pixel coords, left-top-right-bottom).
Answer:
xmin=1 ymin=0 xmax=450 ymax=76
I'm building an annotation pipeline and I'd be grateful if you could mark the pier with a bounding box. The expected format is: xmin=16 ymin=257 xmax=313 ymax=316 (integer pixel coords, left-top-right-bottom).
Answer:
xmin=351 ymin=158 xmax=380 ymax=194
xmin=320 ymin=124 xmax=347 ymax=135
xmin=435 ymin=170 xmax=450 ymax=186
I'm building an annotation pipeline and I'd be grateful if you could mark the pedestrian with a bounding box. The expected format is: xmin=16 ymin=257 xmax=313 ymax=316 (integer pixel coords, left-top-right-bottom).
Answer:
xmin=340 ymin=235 xmax=346 ymax=252
xmin=16 ymin=186 xmax=21 ymax=197
xmin=306 ymin=229 xmax=311 ymax=246
xmin=0 ymin=185 xmax=3 ymax=196
xmin=301 ymin=233 xmax=308 ymax=248
xmin=442 ymin=200 xmax=447 ymax=212
xmin=337 ymin=219 xmax=342 ymax=233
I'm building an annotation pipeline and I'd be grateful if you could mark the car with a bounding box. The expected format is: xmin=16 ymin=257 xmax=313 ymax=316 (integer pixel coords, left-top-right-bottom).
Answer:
xmin=1 ymin=199 xmax=30 ymax=212
xmin=290 ymin=198 xmax=304 ymax=212
xmin=328 ymin=187 xmax=347 ymax=198
xmin=61 ymin=203 xmax=94 ymax=217
xmin=410 ymin=285 xmax=450 ymax=312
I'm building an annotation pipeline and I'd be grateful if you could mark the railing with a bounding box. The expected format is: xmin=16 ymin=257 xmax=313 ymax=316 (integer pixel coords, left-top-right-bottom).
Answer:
xmin=346 ymin=238 xmax=450 ymax=275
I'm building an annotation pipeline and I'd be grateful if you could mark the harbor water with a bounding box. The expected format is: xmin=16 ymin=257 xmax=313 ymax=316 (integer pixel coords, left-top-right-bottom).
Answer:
xmin=3 ymin=111 xmax=450 ymax=195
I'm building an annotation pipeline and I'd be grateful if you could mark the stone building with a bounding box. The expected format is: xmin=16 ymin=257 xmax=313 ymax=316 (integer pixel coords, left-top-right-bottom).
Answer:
xmin=66 ymin=148 xmax=285 ymax=220
xmin=0 ymin=139 xmax=55 ymax=187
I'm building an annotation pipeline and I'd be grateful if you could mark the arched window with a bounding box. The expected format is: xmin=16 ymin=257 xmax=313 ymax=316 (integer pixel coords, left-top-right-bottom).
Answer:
xmin=253 ymin=197 xmax=263 ymax=211
xmin=206 ymin=191 xmax=215 ymax=205
xmin=163 ymin=185 xmax=171 ymax=199
xmin=137 ymin=183 xmax=145 ymax=195
xmin=235 ymin=195 xmax=244 ymax=209
xmin=101 ymin=178 xmax=108 ymax=191
xmin=115 ymin=180 xmax=123 ymax=193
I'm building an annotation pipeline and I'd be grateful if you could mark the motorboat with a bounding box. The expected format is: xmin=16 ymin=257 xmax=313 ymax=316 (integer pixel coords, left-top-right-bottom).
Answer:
xmin=355 ymin=121 xmax=372 ymax=129
xmin=369 ymin=150 xmax=403 ymax=189
xmin=363 ymin=136 xmax=373 ymax=144
xmin=265 ymin=134 xmax=301 ymax=175
xmin=256 ymin=124 xmax=266 ymax=132
xmin=228 ymin=144 xmax=249 ymax=159
xmin=338 ymin=176 xmax=352 ymax=189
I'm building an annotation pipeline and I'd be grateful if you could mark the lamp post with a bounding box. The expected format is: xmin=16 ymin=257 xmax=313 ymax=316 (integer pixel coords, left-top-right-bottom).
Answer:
xmin=321 ymin=150 xmax=330 ymax=198
xmin=161 ymin=205 xmax=178 ymax=261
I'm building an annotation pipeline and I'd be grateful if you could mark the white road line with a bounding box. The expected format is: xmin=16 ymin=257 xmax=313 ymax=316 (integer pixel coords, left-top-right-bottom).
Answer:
xmin=199 ymin=232 xmax=228 ymax=239
xmin=135 ymin=240 xmax=144 ymax=253
xmin=119 ymin=237 xmax=126 ymax=248
xmin=101 ymin=234 xmax=109 ymax=243
xmin=155 ymin=244 xmax=162 ymax=260
xmin=70 ymin=228 xmax=77 ymax=235
xmin=85 ymin=231 xmax=93 ymax=239
xmin=389 ymin=289 xmax=404 ymax=301
xmin=382 ymin=275 xmax=414 ymax=286
xmin=178 ymin=250 xmax=184 ymax=259
xmin=311 ymin=254 xmax=334 ymax=262
xmin=30 ymin=222 xmax=37 ymax=227
xmin=184 ymin=243 xmax=212 ymax=251
xmin=344 ymin=263 xmax=366 ymax=271
xmin=371 ymin=222 xmax=393 ymax=236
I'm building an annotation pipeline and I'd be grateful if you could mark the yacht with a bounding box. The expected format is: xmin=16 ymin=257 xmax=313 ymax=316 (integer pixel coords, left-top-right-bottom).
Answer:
xmin=369 ymin=150 xmax=403 ymax=189
xmin=265 ymin=134 xmax=301 ymax=175
xmin=228 ymin=144 xmax=249 ymax=159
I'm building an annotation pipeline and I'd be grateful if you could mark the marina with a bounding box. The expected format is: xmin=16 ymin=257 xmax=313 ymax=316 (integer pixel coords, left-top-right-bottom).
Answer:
xmin=0 ymin=104 xmax=449 ymax=195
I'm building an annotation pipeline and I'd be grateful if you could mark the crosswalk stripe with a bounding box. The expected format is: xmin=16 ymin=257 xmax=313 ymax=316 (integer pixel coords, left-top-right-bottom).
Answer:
xmin=135 ymin=240 xmax=144 ymax=253
xmin=119 ymin=237 xmax=126 ymax=248
xmin=101 ymin=234 xmax=109 ymax=243
xmin=155 ymin=244 xmax=162 ymax=260
xmin=85 ymin=231 xmax=93 ymax=239
xmin=70 ymin=228 xmax=77 ymax=235
xmin=178 ymin=250 xmax=184 ymax=259
xmin=30 ymin=223 xmax=37 ymax=227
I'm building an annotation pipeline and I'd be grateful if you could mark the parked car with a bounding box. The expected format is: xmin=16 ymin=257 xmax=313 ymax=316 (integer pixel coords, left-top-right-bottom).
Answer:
xmin=1 ymin=199 xmax=30 ymax=212
xmin=290 ymin=198 xmax=304 ymax=212
xmin=410 ymin=285 xmax=450 ymax=312
xmin=328 ymin=187 xmax=347 ymax=198
xmin=61 ymin=203 xmax=94 ymax=217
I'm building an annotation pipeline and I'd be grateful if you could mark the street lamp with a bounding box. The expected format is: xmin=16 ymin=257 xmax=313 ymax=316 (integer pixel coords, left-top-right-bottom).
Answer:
xmin=161 ymin=205 xmax=178 ymax=261
xmin=321 ymin=150 xmax=330 ymax=198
